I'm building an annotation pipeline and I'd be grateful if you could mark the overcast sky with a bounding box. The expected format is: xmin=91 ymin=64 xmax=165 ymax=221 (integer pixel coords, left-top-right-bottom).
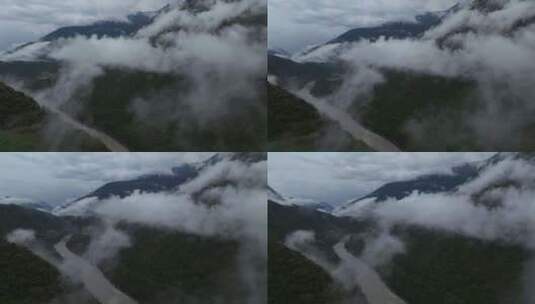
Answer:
xmin=0 ymin=0 xmax=169 ymax=51
xmin=268 ymin=152 xmax=493 ymax=204
xmin=268 ymin=0 xmax=461 ymax=52
xmin=0 ymin=153 xmax=213 ymax=205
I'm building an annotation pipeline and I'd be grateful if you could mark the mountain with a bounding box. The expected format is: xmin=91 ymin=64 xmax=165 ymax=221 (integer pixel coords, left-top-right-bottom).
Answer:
xmin=268 ymin=48 xmax=291 ymax=59
xmin=268 ymin=82 xmax=370 ymax=151
xmin=1 ymin=152 xmax=266 ymax=304
xmin=41 ymin=10 xmax=161 ymax=42
xmin=337 ymin=162 xmax=480 ymax=214
xmin=338 ymin=152 xmax=534 ymax=213
xmin=54 ymin=153 xmax=266 ymax=216
xmin=0 ymin=1 xmax=267 ymax=151
xmin=269 ymin=153 xmax=534 ymax=304
xmin=268 ymin=186 xmax=334 ymax=213
xmin=270 ymin=1 xmax=535 ymax=151
xmin=0 ymin=81 xmax=45 ymax=131
xmin=0 ymin=238 xmax=65 ymax=304
xmin=293 ymin=3 xmax=462 ymax=62
xmin=0 ymin=196 xmax=53 ymax=212
xmin=0 ymin=81 xmax=108 ymax=151
xmin=1 ymin=6 xmax=169 ymax=62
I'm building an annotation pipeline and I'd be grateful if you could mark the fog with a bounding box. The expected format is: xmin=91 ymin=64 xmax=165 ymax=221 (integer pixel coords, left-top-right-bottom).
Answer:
xmin=2 ymin=154 xmax=267 ymax=303
xmin=3 ymin=0 xmax=267 ymax=150
xmin=286 ymin=0 xmax=535 ymax=150
xmin=89 ymin=158 xmax=268 ymax=304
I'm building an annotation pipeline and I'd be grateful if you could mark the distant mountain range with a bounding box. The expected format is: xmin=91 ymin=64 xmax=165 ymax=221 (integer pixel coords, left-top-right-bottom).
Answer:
xmin=268 ymin=186 xmax=334 ymax=213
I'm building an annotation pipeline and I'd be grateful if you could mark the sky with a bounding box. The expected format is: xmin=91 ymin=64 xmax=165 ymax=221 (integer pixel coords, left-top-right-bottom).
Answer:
xmin=268 ymin=0 xmax=461 ymax=53
xmin=268 ymin=152 xmax=493 ymax=204
xmin=0 ymin=153 xmax=213 ymax=205
xmin=0 ymin=0 xmax=170 ymax=51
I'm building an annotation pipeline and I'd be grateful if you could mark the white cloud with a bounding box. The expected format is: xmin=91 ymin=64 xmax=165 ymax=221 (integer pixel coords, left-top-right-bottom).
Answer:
xmin=0 ymin=153 xmax=213 ymax=205
xmin=0 ymin=0 xmax=170 ymax=50
xmin=269 ymin=0 xmax=460 ymax=52
xmin=268 ymin=152 xmax=492 ymax=204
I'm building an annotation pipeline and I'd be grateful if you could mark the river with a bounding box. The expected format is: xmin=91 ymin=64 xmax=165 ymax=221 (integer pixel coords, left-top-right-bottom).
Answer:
xmin=333 ymin=241 xmax=406 ymax=304
xmin=295 ymin=90 xmax=401 ymax=152
xmin=54 ymin=237 xmax=138 ymax=304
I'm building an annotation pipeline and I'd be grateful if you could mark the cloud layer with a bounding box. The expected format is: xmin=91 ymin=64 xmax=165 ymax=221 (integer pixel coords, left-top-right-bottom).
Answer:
xmin=0 ymin=153 xmax=213 ymax=204
xmin=0 ymin=0 xmax=169 ymax=50
xmin=268 ymin=0 xmax=460 ymax=52
xmin=268 ymin=152 xmax=492 ymax=204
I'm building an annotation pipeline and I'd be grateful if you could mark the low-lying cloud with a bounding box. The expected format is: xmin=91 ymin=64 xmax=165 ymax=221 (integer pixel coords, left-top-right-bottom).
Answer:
xmin=294 ymin=0 xmax=535 ymax=150
xmin=8 ymin=0 xmax=266 ymax=150
xmin=342 ymin=157 xmax=535 ymax=256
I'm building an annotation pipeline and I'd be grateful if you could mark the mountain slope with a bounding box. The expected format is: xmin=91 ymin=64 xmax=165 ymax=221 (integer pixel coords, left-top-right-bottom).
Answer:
xmin=0 ymin=239 xmax=65 ymax=304
xmin=0 ymin=81 xmax=109 ymax=151
xmin=270 ymin=152 xmax=535 ymax=303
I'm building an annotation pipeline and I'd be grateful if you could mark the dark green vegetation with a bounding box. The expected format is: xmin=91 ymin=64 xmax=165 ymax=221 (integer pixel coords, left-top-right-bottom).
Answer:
xmin=0 ymin=205 xmax=70 ymax=303
xmin=385 ymin=226 xmax=529 ymax=304
xmin=0 ymin=81 xmax=107 ymax=151
xmin=268 ymin=241 xmax=344 ymax=304
xmin=268 ymin=55 xmax=341 ymax=97
xmin=268 ymin=83 xmax=369 ymax=151
xmin=356 ymin=70 xmax=476 ymax=151
xmin=268 ymin=201 xmax=367 ymax=304
xmin=0 ymin=81 xmax=45 ymax=151
xmin=269 ymin=191 xmax=532 ymax=304
xmin=109 ymin=226 xmax=247 ymax=304
xmin=0 ymin=240 xmax=64 ymax=304
xmin=76 ymin=69 xmax=266 ymax=151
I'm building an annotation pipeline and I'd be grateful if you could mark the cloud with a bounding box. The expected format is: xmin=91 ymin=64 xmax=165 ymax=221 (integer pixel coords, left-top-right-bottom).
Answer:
xmin=342 ymin=157 xmax=535 ymax=256
xmin=302 ymin=1 xmax=535 ymax=150
xmin=268 ymin=0 xmax=460 ymax=52
xmin=0 ymin=153 xmax=213 ymax=205
xmin=86 ymin=158 xmax=268 ymax=304
xmin=6 ymin=228 xmax=36 ymax=245
xmin=0 ymin=0 xmax=170 ymax=50
xmin=15 ymin=0 xmax=267 ymax=149
xmin=268 ymin=152 xmax=492 ymax=204
xmin=82 ymin=221 xmax=132 ymax=266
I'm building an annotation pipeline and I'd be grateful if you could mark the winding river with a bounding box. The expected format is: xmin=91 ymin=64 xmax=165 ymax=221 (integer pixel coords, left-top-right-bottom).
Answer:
xmin=48 ymin=107 xmax=129 ymax=152
xmin=295 ymin=90 xmax=401 ymax=152
xmin=333 ymin=242 xmax=406 ymax=304
xmin=54 ymin=237 xmax=138 ymax=304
